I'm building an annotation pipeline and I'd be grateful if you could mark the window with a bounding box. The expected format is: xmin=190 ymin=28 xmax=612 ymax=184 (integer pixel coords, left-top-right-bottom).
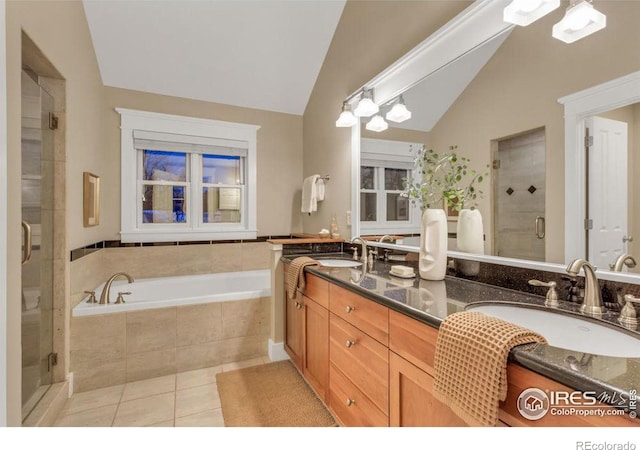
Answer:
xmin=118 ymin=108 xmax=260 ymax=242
xmin=360 ymin=138 xmax=421 ymax=235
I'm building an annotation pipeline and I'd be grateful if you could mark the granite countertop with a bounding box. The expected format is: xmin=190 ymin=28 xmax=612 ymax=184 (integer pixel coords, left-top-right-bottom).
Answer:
xmin=282 ymin=252 xmax=640 ymax=413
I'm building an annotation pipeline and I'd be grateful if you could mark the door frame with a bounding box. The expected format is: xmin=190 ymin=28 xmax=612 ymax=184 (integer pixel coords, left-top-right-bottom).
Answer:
xmin=558 ymin=70 xmax=640 ymax=264
xmin=0 ymin=0 xmax=8 ymax=427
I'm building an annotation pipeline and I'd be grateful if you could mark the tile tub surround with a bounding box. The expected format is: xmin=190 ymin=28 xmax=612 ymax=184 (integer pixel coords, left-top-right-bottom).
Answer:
xmin=70 ymin=297 xmax=270 ymax=393
xmin=70 ymin=241 xmax=272 ymax=309
xmin=281 ymin=254 xmax=640 ymax=415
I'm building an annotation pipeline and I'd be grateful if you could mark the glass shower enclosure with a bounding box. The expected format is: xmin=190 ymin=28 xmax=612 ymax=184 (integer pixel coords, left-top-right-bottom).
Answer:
xmin=21 ymin=70 xmax=55 ymax=420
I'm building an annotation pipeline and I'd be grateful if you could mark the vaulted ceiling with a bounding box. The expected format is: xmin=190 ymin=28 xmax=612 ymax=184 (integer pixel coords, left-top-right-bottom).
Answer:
xmin=83 ymin=0 xmax=346 ymax=115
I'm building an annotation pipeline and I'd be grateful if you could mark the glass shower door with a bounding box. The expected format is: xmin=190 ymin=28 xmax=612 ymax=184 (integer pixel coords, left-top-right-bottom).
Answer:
xmin=21 ymin=70 xmax=55 ymax=420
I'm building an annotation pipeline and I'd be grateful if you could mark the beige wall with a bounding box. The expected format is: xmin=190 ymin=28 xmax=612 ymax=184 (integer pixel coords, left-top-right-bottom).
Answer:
xmin=302 ymin=1 xmax=471 ymax=238
xmin=103 ymin=87 xmax=303 ymax=241
xmin=6 ymin=0 xmax=107 ymax=426
xmin=427 ymin=1 xmax=640 ymax=264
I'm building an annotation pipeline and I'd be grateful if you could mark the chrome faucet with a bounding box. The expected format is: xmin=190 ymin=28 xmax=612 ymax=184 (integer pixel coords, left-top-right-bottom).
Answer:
xmin=350 ymin=236 xmax=368 ymax=264
xmin=566 ymin=259 xmax=604 ymax=316
xmin=378 ymin=234 xmax=394 ymax=243
xmin=99 ymin=272 xmax=135 ymax=304
xmin=610 ymin=254 xmax=637 ymax=272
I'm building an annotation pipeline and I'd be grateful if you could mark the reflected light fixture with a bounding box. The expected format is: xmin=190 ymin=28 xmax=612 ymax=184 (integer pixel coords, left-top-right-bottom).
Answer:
xmin=503 ymin=0 xmax=560 ymax=26
xmin=365 ymin=114 xmax=388 ymax=133
xmin=353 ymin=88 xmax=379 ymax=117
xmin=552 ymin=0 xmax=606 ymax=43
xmin=385 ymin=95 xmax=412 ymax=123
xmin=335 ymin=101 xmax=357 ymax=128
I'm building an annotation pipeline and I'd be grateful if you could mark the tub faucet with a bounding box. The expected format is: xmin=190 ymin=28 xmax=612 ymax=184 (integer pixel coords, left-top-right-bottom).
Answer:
xmin=610 ymin=254 xmax=637 ymax=272
xmin=99 ymin=272 xmax=135 ymax=305
xmin=566 ymin=259 xmax=604 ymax=316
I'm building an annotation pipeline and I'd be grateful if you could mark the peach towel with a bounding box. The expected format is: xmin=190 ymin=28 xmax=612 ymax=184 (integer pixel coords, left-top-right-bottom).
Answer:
xmin=286 ymin=257 xmax=320 ymax=300
xmin=433 ymin=311 xmax=547 ymax=426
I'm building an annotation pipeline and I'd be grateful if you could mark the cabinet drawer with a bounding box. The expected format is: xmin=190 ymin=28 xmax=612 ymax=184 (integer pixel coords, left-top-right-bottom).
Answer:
xmin=329 ymin=283 xmax=389 ymax=345
xmin=329 ymin=363 xmax=389 ymax=427
xmin=330 ymin=314 xmax=389 ymax=414
xmin=304 ymin=274 xmax=329 ymax=309
xmin=389 ymin=309 xmax=438 ymax=376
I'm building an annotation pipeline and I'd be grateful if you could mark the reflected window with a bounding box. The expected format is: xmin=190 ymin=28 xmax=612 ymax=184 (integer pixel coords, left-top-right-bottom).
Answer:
xmin=360 ymin=164 xmax=414 ymax=230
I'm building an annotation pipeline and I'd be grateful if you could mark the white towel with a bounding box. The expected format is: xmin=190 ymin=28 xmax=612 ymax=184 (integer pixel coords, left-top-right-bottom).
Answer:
xmin=301 ymin=174 xmax=320 ymax=214
xmin=316 ymin=178 xmax=325 ymax=201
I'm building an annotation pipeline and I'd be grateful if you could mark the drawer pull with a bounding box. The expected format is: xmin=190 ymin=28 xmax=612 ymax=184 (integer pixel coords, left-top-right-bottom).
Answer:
xmin=295 ymin=301 xmax=303 ymax=310
xmin=345 ymin=340 xmax=356 ymax=348
xmin=345 ymin=305 xmax=355 ymax=313
xmin=346 ymin=398 xmax=356 ymax=407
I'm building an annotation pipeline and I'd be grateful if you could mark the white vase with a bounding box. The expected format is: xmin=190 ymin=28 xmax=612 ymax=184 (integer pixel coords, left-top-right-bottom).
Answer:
xmin=419 ymin=208 xmax=447 ymax=281
xmin=456 ymin=208 xmax=484 ymax=276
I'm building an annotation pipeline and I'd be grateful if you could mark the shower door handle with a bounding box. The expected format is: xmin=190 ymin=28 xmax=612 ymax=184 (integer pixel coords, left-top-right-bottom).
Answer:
xmin=535 ymin=216 xmax=545 ymax=240
xmin=22 ymin=220 xmax=32 ymax=265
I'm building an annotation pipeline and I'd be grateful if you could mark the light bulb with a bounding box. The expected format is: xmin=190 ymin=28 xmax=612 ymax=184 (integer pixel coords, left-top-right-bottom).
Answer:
xmin=552 ymin=1 xmax=606 ymax=44
xmin=365 ymin=115 xmax=388 ymax=133
xmin=354 ymin=98 xmax=379 ymax=118
xmin=353 ymin=89 xmax=379 ymax=117
xmin=520 ymin=0 xmax=542 ymax=13
xmin=335 ymin=105 xmax=357 ymax=127
xmin=503 ymin=0 xmax=560 ymax=27
xmin=385 ymin=97 xmax=412 ymax=123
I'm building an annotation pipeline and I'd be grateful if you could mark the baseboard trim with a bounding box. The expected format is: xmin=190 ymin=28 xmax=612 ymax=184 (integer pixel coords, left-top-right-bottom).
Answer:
xmin=268 ymin=339 xmax=289 ymax=362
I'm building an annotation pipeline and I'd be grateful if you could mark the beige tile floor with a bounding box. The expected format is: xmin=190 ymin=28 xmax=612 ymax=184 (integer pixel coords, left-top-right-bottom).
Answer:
xmin=54 ymin=357 xmax=270 ymax=427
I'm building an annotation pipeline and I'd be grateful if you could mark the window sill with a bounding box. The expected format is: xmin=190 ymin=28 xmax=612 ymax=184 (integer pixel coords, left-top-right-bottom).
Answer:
xmin=120 ymin=229 xmax=258 ymax=243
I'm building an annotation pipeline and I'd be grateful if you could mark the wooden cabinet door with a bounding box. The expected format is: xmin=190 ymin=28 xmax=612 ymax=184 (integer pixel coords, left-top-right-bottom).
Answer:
xmin=284 ymin=290 xmax=304 ymax=370
xmin=303 ymin=296 xmax=329 ymax=402
xmin=389 ymin=352 xmax=468 ymax=427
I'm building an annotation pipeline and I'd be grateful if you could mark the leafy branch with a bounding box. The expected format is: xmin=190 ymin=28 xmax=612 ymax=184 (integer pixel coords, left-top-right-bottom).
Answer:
xmin=402 ymin=145 xmax=489 ymax=213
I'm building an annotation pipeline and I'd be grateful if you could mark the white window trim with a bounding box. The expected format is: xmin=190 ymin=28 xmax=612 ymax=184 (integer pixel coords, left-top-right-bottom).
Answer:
xmin=117 ymin=108 xmax=260 ymax=242
xmin=360 ymin=138 xmax=421 ymax=235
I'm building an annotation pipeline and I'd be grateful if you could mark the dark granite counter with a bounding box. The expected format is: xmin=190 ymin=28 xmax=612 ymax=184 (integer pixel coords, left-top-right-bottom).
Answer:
xmin=282 ymin=252 xmax=640 ymax=415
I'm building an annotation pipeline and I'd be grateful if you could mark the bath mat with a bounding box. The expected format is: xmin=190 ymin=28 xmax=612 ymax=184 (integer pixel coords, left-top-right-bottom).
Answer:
xmin=215 ymin=360 xmax=337 ymax=427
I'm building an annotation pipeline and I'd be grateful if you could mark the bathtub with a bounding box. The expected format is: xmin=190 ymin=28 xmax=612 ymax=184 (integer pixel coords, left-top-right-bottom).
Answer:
xmin=72 ymin=269 xmax=271 ymax=317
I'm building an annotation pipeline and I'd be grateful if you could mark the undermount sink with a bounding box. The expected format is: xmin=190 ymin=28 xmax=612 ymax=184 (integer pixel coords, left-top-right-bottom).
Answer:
xmin=318 ymin=259 xmax=363 ymax=268
xmin=465 ymin=303 xmax=640 ymax=359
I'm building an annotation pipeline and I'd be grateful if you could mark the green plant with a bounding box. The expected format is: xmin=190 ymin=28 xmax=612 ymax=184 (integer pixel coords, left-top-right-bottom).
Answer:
xmin=403 ymin=144 xmax=488 ymax=212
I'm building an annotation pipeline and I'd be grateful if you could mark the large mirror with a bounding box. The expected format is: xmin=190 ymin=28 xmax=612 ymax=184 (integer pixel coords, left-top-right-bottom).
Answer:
xmin=353 ymin=0 xmax=640 ymax=276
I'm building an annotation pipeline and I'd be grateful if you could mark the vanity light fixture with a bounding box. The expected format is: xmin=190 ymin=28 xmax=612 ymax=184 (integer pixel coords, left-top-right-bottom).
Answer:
xmin=365 ymin=114 xmax=389 ymax=133
xmin=353 ymin=88 xmax=379 ymax=118
xmin=385 ymin=95 xmax=412 ymax=123
xmin=503 ymin=0 xmax=560 ymax=27
xmin=335 ymin=101 xmax=358 ymax=127
xmin=552 ymin=0 xmax=606 ymax=44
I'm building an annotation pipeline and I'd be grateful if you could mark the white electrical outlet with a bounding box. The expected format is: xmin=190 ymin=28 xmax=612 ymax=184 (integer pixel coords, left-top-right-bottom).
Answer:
xmin=346 ymin=211 xmax=351 ymax=226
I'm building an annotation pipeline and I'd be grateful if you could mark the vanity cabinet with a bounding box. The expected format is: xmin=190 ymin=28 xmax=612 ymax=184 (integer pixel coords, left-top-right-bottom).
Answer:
xmin=283 ymin=265 xmax=638 ymax=427
xmin=283 ymin=267 xmax=330 ymax=402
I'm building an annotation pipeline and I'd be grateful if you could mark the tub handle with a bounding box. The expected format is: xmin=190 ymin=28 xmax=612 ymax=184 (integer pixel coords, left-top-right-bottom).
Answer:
xmin=84 ymin=291 xmax=97 ymax=304
xmin=115 ymin=292 xmax=131 ymax=304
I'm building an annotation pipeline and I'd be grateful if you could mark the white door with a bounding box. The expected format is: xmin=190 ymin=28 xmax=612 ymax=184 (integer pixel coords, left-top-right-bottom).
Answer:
xmin=586 ymin=116 xmax=628 ymax=271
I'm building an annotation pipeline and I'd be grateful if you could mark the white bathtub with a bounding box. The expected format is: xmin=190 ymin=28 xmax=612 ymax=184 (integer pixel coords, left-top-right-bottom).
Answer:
xmin=72 ymin=269 xmax=271 ymax=317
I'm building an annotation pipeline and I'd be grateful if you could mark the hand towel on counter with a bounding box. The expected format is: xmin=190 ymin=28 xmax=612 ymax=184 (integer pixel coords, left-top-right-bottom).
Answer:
xmin=286 ymin=256 xmax=320 ymax=300
xmin=432 ymin=311 xmax=547 ymax=426
xmin=301 ymin=174 xmax=321 ymax=214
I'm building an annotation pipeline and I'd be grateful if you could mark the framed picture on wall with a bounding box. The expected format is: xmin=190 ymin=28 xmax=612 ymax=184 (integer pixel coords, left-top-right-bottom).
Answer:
xmin=83 ymin=172 xmax=100 ymax=227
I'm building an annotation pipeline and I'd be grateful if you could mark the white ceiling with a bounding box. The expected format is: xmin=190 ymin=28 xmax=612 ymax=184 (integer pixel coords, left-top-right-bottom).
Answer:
xmin=83 ymin=0 xmax=346 ymax=115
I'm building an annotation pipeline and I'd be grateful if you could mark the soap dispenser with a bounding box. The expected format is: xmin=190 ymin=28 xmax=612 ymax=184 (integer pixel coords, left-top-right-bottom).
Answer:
xmin=330 ymin=214 xmax=340 ymax=239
